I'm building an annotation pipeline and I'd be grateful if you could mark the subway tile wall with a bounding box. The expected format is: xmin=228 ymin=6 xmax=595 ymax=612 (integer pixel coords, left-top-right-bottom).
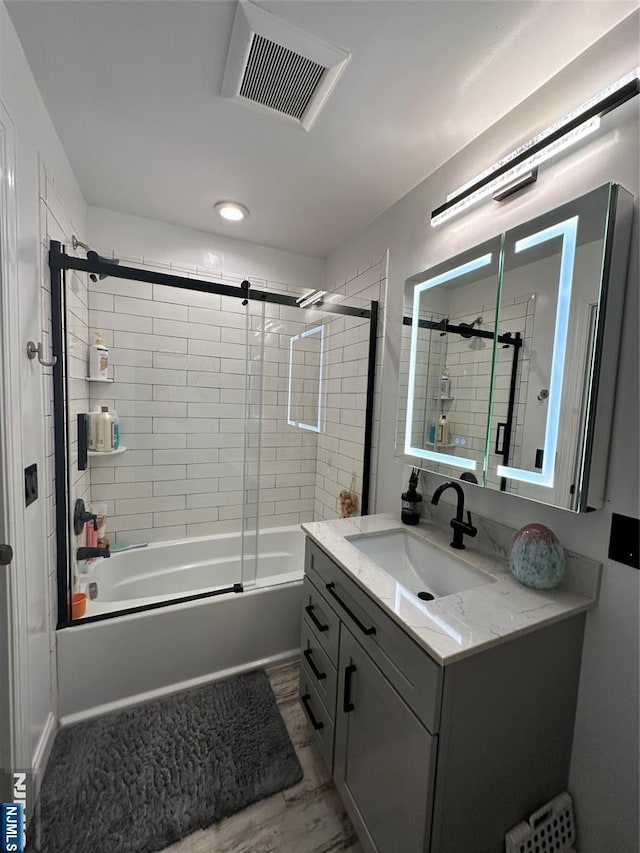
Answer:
xmin=397 ymin=292 xmax=533 ymax=489
xmin=315 ymin=255 xmax=387 ymax=520
xmin=85 ymin=275 xmax=363 ymax=543
xmin=39 ymin=163 xmax=90 ymax=705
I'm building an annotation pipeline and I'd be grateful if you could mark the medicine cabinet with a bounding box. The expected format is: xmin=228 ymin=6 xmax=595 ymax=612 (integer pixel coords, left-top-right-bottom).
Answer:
xmin=395 ymin=183 xmax=634 ymax=512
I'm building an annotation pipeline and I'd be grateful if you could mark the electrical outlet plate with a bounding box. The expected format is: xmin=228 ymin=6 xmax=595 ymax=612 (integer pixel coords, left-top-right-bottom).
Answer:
xmin=24 ymin=463 xmax=38 ymax=507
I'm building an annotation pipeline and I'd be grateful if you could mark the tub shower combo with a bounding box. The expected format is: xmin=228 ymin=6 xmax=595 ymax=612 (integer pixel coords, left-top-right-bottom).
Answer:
xmin=49 ymin=242 xmax=377 ymax=718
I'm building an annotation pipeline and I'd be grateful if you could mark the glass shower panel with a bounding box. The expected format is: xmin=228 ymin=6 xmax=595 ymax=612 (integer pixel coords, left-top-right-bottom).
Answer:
xmin=67 ymin=271 xmax=249 ymax=620
xmin=245 ymin=286 xmax=372 ymax=590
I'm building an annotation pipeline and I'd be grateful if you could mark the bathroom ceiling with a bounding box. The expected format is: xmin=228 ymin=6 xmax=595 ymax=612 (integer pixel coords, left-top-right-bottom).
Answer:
xmin=7 ymin=0 xmax=636 ymax=258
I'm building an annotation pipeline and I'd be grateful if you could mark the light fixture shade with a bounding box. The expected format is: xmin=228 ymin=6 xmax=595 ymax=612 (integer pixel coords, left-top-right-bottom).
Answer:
xmin=215 ymin=201 xmax=249 ymax=221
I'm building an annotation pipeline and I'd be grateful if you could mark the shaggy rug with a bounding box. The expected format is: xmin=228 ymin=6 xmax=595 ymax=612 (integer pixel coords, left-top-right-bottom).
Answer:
xmin=27 ymin=669 xmax=302 ymax=853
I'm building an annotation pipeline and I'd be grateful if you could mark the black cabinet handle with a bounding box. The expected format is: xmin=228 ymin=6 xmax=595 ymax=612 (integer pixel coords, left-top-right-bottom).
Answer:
xmin=303 ymin=648 xmax=326 ymax=681
xmin=301 ymin=693 xmax=324 ymax=730
xmin=305 ymin=604 xmax=329 ymax=633
xmin=343 ymin=664 xmax=357 ymax=713
xmin=325 ymin=582 xmax=376 ymax=636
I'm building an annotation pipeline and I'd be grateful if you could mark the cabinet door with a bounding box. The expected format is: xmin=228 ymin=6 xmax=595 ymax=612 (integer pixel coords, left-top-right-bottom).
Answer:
xmin=334 ymin=627 xmax=436 ymax=853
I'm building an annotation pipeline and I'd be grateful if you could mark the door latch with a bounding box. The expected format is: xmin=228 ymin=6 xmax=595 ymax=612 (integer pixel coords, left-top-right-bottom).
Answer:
xmin=0 ymin=544 xmax=14 ymax=565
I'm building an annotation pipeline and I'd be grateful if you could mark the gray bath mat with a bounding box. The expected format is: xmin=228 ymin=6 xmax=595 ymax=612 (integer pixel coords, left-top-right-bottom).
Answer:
xmin=28 ymin=669 xmax=302 ymax=853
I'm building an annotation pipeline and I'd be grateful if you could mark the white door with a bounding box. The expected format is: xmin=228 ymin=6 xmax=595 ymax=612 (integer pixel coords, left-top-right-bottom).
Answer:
xmin=0 ymin=99 xmax=27 ymax=803
xmin=0 ymin=138 xmax=14 ymax=800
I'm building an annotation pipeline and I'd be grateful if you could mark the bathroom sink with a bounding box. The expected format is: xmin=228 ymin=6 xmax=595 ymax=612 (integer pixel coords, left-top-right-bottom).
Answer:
xmin=347 ymin=529 xmax=494 ymax=599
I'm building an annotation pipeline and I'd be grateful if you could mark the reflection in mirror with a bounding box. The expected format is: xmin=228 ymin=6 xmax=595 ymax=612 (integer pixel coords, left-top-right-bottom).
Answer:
xmin=288 ymin=324 xmax=324 ymax=432
xmin=397 ymin=238 xmax=501 ymax=482
xmin=491 ymin=184 xmax=627 ymax=509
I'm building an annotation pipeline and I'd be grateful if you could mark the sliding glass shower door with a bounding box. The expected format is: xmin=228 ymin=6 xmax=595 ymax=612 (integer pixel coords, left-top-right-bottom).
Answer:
xmin=51 ymin=241 xmax=377 ymax=623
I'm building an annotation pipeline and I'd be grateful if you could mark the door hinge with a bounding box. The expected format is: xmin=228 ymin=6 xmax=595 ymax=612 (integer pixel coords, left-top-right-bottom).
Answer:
xmin=0 ymin=544 xmax=14 ymax=565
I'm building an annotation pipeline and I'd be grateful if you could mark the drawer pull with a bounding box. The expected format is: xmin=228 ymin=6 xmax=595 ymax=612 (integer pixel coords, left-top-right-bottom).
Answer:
xmin=343 ymin=664 xmax=357 ymax=713
xmin=301 ymin=693 xmax=324 ymax=730
xmin=303 ymin=648 xmax=327 ymax=681
xmin=305 ymin=604 xmax=329 ymax=633
xmin=326 ymin=582 xmax=376 ymax=636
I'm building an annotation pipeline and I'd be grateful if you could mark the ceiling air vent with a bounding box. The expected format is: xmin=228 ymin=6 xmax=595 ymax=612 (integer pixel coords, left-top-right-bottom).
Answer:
xmin=222 ymin=1 xmax=350 ymax=131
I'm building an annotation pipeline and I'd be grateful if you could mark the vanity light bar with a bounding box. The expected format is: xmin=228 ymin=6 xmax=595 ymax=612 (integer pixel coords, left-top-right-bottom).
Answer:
xmin=496 ymin=216 xmax=579 ymax=488
xmin=405 ymin=253 xmax=493 ymax=470
xmin=431 ymin=67 xmax=640 ymax=227
xmin=287 ymin=324 xmax=324 ymax=432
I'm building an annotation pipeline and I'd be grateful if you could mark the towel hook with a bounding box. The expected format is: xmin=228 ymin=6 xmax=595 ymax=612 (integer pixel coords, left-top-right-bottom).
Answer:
xmin=27 ymin=341 xmax=57 ymax=367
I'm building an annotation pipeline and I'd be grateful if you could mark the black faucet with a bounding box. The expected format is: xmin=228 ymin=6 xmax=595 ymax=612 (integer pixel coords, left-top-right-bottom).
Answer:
xmin=76 ymin=546 xmax=110 ymax=560
xmin=431 ymin=481 xmax=477 ymax=550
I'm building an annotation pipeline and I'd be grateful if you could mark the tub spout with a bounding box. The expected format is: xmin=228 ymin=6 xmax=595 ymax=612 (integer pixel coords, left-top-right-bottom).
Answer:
xmin=77 ymin=546 xmax=110 ymax=560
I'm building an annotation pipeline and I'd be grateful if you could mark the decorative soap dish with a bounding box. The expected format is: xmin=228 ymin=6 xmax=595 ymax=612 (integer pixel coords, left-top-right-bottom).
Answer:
xmin=505 ymin=791 xmax=576 ymax=853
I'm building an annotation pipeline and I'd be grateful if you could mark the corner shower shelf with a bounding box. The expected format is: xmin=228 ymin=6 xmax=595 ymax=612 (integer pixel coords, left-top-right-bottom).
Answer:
xmin=86 ymin=377 xmax=114 ymax=383
xmin=88 ymin=447 xmax=127 ymax=457
xmin=432 ymin=395 xmax=454 ymax=401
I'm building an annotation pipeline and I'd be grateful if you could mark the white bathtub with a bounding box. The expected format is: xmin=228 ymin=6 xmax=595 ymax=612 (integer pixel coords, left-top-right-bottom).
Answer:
xmin=85 ymin=524 xmax=304 ymax=614
xmin=58 ymin=525 xmax=305 ymax=722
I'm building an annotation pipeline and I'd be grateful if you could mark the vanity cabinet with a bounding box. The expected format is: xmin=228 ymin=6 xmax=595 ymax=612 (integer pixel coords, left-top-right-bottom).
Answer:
xmin=335 ymin=626 xmax=436 ymax=853
xmin=300 ymin=538 xmax=586 ymax=853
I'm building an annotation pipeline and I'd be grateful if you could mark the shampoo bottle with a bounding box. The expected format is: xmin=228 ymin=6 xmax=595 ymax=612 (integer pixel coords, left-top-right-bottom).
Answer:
xmin=111 ymin=409 xmax=120 ymax=450
xmin=440 ymin=368 xmax=451 ymax=398
xmin=94 ymin=406 xmax=114 ymax=452
xmin=437 ymin=414 xmax=448 ymax=444
xmin=89 ymin=331 xmax=109 ymax=380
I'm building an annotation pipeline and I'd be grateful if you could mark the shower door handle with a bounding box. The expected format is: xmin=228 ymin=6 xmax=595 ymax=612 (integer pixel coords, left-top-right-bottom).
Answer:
xmin=494 ymin=422 xmax=507 ymax=456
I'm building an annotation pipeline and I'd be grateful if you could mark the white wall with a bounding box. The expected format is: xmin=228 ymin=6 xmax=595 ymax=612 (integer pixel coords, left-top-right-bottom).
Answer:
xmin=87 ymin=205 xmax=324 ymax=290
xmin=325 ymin=14 xmax=639 ymax=853
xmin=0 ymin=0 xmax=86 ymax=785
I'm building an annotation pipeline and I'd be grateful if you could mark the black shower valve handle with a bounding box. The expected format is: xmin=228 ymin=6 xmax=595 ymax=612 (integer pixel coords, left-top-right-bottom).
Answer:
xmin=73 ymin=497 xmax=98 ymax=535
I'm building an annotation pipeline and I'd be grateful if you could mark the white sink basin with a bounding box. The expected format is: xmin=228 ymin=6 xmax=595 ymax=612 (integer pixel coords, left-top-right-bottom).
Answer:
xmin=347 ymin=529 xmax=494 ymax=599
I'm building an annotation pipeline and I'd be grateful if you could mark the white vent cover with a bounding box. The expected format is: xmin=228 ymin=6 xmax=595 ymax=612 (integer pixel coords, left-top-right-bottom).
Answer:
xmin=222 ymin=1 xmax=350 ymax=130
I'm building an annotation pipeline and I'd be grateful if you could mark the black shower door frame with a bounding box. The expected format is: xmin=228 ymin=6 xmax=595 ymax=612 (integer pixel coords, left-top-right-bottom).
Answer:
xmin=49 ymin=240 xmax=378 ymax=628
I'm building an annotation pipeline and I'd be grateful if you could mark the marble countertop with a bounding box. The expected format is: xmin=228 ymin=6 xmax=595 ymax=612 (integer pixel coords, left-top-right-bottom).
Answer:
xmin=301 ymin=513 xmax=601 ymax=665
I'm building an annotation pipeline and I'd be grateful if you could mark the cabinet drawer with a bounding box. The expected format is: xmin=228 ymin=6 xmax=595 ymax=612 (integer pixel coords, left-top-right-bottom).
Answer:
xmin=305 ymin=539 xmax=443 ymax=733
xmin=299 ymin=672 xmax=335 ymax=775
xmin=302 ymin=575 xmax=340 ymax=667
xmin=301 ymin=616 xmax=338 ymax=720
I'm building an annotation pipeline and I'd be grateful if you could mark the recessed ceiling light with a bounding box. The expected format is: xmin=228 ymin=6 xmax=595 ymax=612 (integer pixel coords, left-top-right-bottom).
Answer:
xmin=215 ymin=201 xmax=249 ymax=222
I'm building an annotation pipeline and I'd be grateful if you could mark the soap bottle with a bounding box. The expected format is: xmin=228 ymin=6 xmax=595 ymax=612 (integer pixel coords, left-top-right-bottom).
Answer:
xmin=440 ymin=368 xmax=451 ymax=398
xmin=437 ymin=414 xmax=448 ymax=444
xmin=94 ymin=406 xmax=114 ymax=452
xmin=89 ymin=331 xmax=109 ymax=380
xmin=111 ymin=408 xmax=120 ymax=450
xmin=401 ymin=469 xmax=422 ymax=525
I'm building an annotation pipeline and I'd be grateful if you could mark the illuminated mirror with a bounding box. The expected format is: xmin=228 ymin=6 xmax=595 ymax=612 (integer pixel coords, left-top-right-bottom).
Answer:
xmin=396 ymin=237 xmax=502 ymax=482
xmin=396 ymin=183 xmax=633 ymax=512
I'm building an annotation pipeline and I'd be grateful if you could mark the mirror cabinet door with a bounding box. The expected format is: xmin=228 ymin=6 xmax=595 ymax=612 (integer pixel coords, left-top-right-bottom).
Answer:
xmin=489 ymin=184 xmax=627 ymax=510
xmin=397 ymin=182 xmax=633 ymax=512
xmin=396 ymin=238 xmax=502 ymax=483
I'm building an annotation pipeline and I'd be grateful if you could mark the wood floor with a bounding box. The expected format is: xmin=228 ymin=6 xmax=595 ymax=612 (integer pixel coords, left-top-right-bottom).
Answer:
xmin=164 ymin=661 xmax=364 ymax=853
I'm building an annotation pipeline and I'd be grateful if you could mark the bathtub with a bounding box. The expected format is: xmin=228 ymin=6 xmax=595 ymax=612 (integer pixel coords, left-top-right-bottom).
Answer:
xmin=57 ymin=525 xmax=305 ymax=722
xmin=85 ymin=524 xmax=305 ymax=614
